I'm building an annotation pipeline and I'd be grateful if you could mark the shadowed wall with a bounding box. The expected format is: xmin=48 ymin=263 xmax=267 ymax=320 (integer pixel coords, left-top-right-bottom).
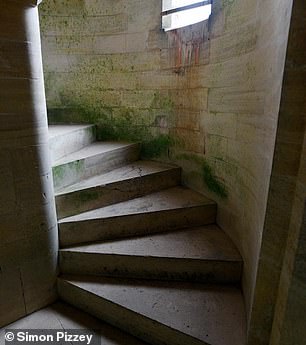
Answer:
xmin=0 ymin=0 xmax=58 ymax=326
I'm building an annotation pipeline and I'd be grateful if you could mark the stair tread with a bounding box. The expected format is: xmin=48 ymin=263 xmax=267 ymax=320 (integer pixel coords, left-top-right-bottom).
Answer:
xmin=48 ymin=124 xmax=94 ymax=138
xmin=59 ymin=276 xmax=246 ymax=345
xmin=1 ymin=301 xmax=149 ymax=345
xmin=56 ymin=160 xmax=179 ymax=196
xmin=59 ymin=186 xmax=215 ymax=223
xmin=61 ymin=225 xmax=242 ymax=262
xmin=53 ymin=141 xmax=139 ymax=167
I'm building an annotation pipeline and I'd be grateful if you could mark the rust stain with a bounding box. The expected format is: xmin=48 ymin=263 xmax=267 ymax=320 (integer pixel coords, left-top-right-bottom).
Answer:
xmin=168 ymin=22 xmax=208 ymax=73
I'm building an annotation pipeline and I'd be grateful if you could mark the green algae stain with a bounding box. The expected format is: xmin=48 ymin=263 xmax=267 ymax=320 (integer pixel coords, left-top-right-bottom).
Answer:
xmin=141 ymin=135 xmax=173 ymax=159
xmin=52 ymin=165 xmax=65 ymax=181
xmin=176 ymin=153 xmax=228 ymax=198
xmin=48 ymin=96 xmax=174 ymax=160
xmin=52 ymin=160 xmax=85 ymax=187
xmin=67 ymin=160 xmax=84 ymax=173
xmin=96 ymin=114 xmax=173 ymax=160
xmin=151 ymin=92 xmax=175 ymax=112
xmin=202 ymin=161 xmax=228 ymax=198
xmin=78 ymin=190 xmax=100 ymax=203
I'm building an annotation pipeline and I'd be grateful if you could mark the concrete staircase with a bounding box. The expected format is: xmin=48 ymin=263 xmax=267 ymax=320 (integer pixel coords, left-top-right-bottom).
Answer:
xmin=49 ymin=124 xmax=246 ymax=345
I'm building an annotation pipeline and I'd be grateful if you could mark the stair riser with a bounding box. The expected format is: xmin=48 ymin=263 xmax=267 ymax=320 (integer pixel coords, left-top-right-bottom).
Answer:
xmin=56 ymin=168 xmax=181 ymax=218
xmin=53 ymin=144 xmax=140 ymax=190
xmin=59 ymin=205 xmax=217 ymax=247
xmin=58 ymin=279 xmax=208 ymax=345
xmin=49 ymin=126 xmax=96 ymax=164
xmin=60 ymin=252 xmax=242 ymax=283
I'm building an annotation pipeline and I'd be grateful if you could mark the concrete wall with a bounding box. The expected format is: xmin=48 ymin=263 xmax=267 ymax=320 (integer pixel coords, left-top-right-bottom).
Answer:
xmin=39 ymin=0 xmax=292 ymax=322
xmin=271 ymin=133 xmax=306 ymax=345
xmin=249 ymin=0 xmax=306 ymax=343
xmin=203 ymin=0 xmax=293 ymax=323
xmin=0 ymin=1 xmax=58 ymax=326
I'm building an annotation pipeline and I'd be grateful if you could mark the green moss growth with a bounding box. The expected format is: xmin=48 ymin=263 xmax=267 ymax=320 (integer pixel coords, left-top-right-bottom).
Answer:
xmin=68 ymin=160 xmax=84 ymax=172
xmin=96 ymin=111 xmax=142 ymax=142
xmin=151 ymin=92 xmax=175 ymax=111
xmin=48 ymin=98 xmax=174 ymax=160
xmin=52 ymin=165 xmax=65 ymax=181
xmin=52 ymin=160 xmax=84 ymax=179
xmin=79 ymin=190 xmax=100 ymax=203
xmin=96 ymin=115 xmax=173 ymax=159
xmin=141 ymin=135 xmax=172 ymax=159
xmin=202 ymin=161 xmax=228 ymax=198
xmin=176 ymin=153 xmax=228 ymax=198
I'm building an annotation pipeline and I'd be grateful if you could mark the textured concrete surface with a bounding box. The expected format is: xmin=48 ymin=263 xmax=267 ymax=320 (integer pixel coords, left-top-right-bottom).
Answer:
xmin=58 ymin=276 xmax=246 ymax=345
xmin=49 ymin=124 xmax=94 ymax=138
xmin=56 ymin=160 xmax=181 ymax=218
xmin=49 ymin=124 xmax=96 ymax=163
xmin=62 ymin=225 xmax=241 ymax=259
xmin=61 ymin=186 xmax=215 ymax=221
xmin=58 ymin=186 xmax=216 ymax=247
xmin=0 ymin=302 xmax=148 ymax=345
xmin=52 ymin=142 xmax=140 ymax=190
xmin=60 ymin=225 xmax=242 ymax=283
xmin=57 ymin=161 xmax=180 ymax=195
xmin=54 ymin=142 xmax=139 ymax=166
xmin=0 ymin=1 xmax=58 ymax=327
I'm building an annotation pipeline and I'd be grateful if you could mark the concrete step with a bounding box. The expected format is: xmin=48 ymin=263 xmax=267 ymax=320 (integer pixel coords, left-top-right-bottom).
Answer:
xmin=60 ymin=225 xmax=242 ymax=283
xmin=52 ymin=141 xmax=141 ymax=190
xmin=55 ymin=161 xmax=181 ymax=218
xmin=58 ymin=276 xmax=246 ymax=345
xmin=48 ymin=124 xmax=96 ymax=164
xmin=58 ymin=186 xmax=217 ymax=247
xmin=0 ymin=301 xmax=149 ymax=345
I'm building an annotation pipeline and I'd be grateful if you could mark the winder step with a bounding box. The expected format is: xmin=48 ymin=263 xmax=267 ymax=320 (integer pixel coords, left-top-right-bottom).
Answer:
xmin=0 ymin=301 xmax=149 ymax=345
xmin=58 ymin=186 xmax=217 ymax=247
xmin=60 ymin=225 xmax=242 ymax=283
xmin=58 ymin=276 xmax=246 ymax=345
xmin=48 ymin=124 xmax=96 ymax=163
xmin=52 ymin=141 xmax=140 ymax=190
xmin=55 ymin=161 xmax=181 ymax=218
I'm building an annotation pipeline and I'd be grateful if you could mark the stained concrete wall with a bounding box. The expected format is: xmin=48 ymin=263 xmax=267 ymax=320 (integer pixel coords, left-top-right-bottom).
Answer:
xmin=249 ymin=0 xmax=306 ymax=343
xmin=0 ymin=1 xmax=58 ymax=326
xmin=39 ymin=0 xmax=292 ymax=323
xmin=201 ymin=0 xmax=293 ymax=324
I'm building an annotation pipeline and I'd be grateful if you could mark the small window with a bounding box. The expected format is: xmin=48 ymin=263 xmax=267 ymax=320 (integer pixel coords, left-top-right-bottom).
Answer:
xmin=162 ymin=0 xmax=212 ymax=31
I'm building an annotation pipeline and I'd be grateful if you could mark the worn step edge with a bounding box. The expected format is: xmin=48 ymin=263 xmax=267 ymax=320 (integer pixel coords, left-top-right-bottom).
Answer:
xmin=53 ymin=143 xmax=141 ymax=191
xmin=49 ymin=125 xmax=96 ymax=163
xmin=55 ymin=166 xmax=181 ymax=219
xmin=58 ymin=278 xmax=210 ymax=345
xmin=59 ymin=204 xmax=217 ymax=247
xmin=59 ymin=251 xmax=242 ymax=283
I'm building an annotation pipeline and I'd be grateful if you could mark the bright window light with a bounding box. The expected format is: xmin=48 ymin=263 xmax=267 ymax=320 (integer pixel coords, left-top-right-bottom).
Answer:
xmin=163 ymin=0 xmax=206 ymax=11
xmin=162 ymin=0 xmax=212 ymax=31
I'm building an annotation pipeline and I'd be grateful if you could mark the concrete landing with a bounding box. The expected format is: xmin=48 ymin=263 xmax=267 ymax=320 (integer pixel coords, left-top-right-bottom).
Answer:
xmin=0 ymin=302 xmax=148 ymax=345
xmin=58 ymin=276 xmax=247 ymax=345
xmin=60 ymin=225 xmax=242 ymax=283
xmin=58 ymin=186 xmax=217 ymax=247
xmin=56 ymin=161 xmax=181 ymax=218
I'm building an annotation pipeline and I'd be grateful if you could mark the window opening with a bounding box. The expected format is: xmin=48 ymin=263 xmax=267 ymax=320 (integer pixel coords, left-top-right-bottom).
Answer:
xmin=162 ymin=0 xmax=212 ymax=31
